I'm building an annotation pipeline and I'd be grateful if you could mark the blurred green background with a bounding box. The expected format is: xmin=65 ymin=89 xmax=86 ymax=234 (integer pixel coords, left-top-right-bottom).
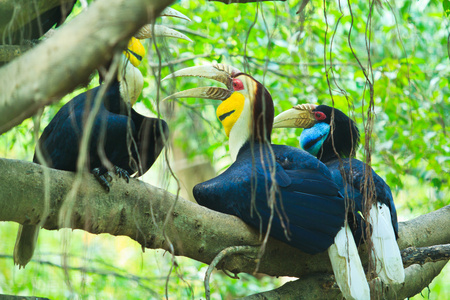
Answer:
xmin=0 ymin=0 xmax=449 ymax=298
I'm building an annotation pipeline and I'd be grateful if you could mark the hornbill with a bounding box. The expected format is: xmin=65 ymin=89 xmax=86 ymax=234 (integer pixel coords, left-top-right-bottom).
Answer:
xmin=273 ymin=104 xmax=405 ymax=285
xmin=13 ymin=10 xmax=191 ymax=269
xmin=3 ymin=2 xmax=190 ymax=45
xmin=163 ymin=64 xmax=370 ymax=300
xmin=2 ymin=1 xmax=76 ymax=45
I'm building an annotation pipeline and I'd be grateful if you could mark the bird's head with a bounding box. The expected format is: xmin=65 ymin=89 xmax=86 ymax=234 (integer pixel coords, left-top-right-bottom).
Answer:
xmin=163 ymin=64 xmax=274 ymax=160
xmin=117 ymin=8 xmax=192 ymax=106
xmin=123 ymin=37 xmax=146 ymax=69
xmin=273 ymin=104 xmax=360 ymax=161
xmin=118 ymin=36 xmax=146 ymax=106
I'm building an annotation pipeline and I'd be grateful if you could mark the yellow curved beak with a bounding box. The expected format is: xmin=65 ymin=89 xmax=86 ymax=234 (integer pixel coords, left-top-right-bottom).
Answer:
xmin=273 ymin=104 xmax=317 ymax=129
xmin=124 ymin=37 xmax=145 ymax=68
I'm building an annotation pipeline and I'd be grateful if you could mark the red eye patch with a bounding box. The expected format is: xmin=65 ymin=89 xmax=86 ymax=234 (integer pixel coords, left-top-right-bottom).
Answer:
xmin=232 ymin=78 xmax=244 ymax=91
xmin=314 ymin=111 xmax=326 ymax=121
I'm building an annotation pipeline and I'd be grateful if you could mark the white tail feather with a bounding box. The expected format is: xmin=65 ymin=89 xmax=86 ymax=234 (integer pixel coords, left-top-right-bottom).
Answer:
xmin=328 ymin=225 xmax=370 ymax=300
xmin=369 ymin=204 xmax=405 ymax=284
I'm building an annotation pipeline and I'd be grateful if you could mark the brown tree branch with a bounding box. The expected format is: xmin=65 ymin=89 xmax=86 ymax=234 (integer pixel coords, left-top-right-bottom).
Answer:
xmin=209 ymin=0 xmax=285 ymax=4
xmin=240 ymin=260 xmax=449 ymax=299
xmin=0 ymin=0 xmax=174 ymax=134
xmin=0 ymin=295 xmax=50 ymax=300
xmin=402 ymin=244 xmax=450 ymax=267
xmin=0 ymin=0 xmax=64 ymax=36
xmin=0 ymin=45 xmax=33 ymax=62
xmin=1 ymin=157 xmax=449 ymax=281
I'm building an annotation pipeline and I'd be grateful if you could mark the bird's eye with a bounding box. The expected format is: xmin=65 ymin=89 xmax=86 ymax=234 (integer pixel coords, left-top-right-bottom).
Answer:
xmin=314 ymin=111 xmax=326 ymax=121
xmin=232 ymin=78 xmax=244 ymax=91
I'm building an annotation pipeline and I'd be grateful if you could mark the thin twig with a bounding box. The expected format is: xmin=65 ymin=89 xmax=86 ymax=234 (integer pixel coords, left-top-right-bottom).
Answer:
xmin=0 ymin=254 xmax=161 ymax=297
xmin=148 ymin=53 xmax=214 ymax=68
xmin=205 ymin=246 xmax=257 ymax=300
xmin=210 ymin=0 xmax=285 ymax=4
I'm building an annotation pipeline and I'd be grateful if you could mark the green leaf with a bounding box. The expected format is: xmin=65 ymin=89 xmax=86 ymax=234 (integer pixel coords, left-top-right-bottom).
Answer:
xmin=444 ymin=0 xmax=450 ymax=17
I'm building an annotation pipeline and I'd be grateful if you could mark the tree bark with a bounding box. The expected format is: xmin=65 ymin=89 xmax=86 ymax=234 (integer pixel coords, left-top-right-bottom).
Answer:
xmin=0 ymin=45 xmax=32 ymax=62
xmin=1 ymin=158 xmax=449 ymax=283
xmin=0 ymin=0 xmax=174 ymax=134
xmin=0 ymin=0 xmax=65 ymax=35
xmin=209 ymin=0 xmax=285 ymax=4
xmin=402 ymin=244 xmax=450 ymax=266
xmin=241 ymin=260 xmax=448 ymax=299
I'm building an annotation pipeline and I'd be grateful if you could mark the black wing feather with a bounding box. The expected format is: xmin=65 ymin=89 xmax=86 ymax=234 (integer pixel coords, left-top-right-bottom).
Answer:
xmin=326 ymin=158 xmax=399 ymax=242
xmin=194 ymin=143 xmax=345 ymax=254
xmin=34 ymin=81 xmax=168 ymax=176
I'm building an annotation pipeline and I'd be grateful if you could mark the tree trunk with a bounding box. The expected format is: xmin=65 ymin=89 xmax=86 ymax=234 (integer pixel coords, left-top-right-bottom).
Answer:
xmin=0 ymin=158 xmax=448 ymax=298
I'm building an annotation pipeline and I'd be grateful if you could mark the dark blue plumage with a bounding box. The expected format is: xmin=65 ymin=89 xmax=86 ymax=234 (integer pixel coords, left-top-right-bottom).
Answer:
xmin=325 ymin=158 xmax=398 ymax=243
xmin=299 ymin=105 xmax=399 ymax=242
xmin=35 ymin=80 xmax=168 ymax=178
xmin=194 ymin=142 xmax=345 ymax=254
xmin=166 ymin=65 xmax=370 ymax=297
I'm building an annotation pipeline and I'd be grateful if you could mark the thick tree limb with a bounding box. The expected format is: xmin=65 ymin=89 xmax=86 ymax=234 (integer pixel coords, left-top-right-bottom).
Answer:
xmin=402 ymin=244 xmax=450 ymax=266
xmin=0 ymin=295 xmax=50 ymax=300
xmin=1 ymin=158 xmax=449 ymax=280
xmin=0 ymin=0 xmax=174 ymax=134
xmin=240 ymin=260 xmax=449 ymax=299
xmin=0 ymin=45 xmax=32 ymax=62
xmin=209 ymin=0 xmax=285 ymax=4
xmin=0 ymin=0 xmax=64 ymax=36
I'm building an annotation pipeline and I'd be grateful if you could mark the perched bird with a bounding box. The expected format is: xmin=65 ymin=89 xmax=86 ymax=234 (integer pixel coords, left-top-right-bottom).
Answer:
xmin=273 ymin=104 xmax=405 ymax=285
xmin=3 ymin=2 xmax=191 ymax=45
xmin=164 ymin=64 xmax=370 ymax=299
xmin=2 ymin=1 xmax=76 ymax=45
xmin=14 ymin=9 xmax=192 ymax=269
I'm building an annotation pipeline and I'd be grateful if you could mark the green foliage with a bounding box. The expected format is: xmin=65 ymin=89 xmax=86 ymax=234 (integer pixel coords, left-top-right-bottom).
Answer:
xmin=0 ymin=0 xmax=449 ymax=298
xmin=444 ymin=0 xmax=450 ymax=17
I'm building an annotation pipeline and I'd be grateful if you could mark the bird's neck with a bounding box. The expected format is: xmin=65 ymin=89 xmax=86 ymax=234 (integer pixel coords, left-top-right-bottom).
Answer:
xmin=321 ymin=126 xmax=358 ymax=163
xmin=227 ymin=84 xmax=273 ymax=162
xmin=228 ymin=124 xmax=272 ymax=162
xmin=228 ymin=120 xmax=251 ymax=162
xmin=102 ymin=81 xmax=127 ymax=114
xmin=228 ymin=97 xmax=256 ymax=161
xmin=118 ymin=58 xmax=144 ymax=106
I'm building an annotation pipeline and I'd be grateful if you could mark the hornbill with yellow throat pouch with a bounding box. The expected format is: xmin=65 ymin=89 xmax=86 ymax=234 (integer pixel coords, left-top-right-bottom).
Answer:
xmin=163 ymin=64 xmax=370 ymax=300
xmin=13 ymin=9 xmax=191 ymax=269
xmin=273 ymin=104 xmax=405 ymax=286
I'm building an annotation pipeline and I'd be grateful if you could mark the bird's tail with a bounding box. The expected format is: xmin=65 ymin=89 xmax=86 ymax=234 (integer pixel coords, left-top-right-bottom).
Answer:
xmin=14 ymin=224 xmax=40 ymax=269
xmin=369 ymin=203 xmax=405 ymax=284
xmin=328 ymin=225 xmax=370 ymax=300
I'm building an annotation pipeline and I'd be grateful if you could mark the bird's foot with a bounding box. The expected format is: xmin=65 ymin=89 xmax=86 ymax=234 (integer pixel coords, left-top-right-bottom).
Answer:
xmin=114 ymin=166 xmax=130 ymax=183
xmin=91 ymin=166 xmax=130 ymax=192
xmin=92 ymin=168 xmax=113 ymax=192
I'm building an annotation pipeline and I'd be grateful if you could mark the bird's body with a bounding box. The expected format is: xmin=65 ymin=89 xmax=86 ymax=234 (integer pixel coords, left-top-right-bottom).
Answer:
xmin=194 ymin=142 xmax=345 ymax=254
xmin=326 ymin=157 xmax=404 ymax=286
xmin=5 ymin=1 xmax=76 ymax=45
xmin=274 ymin=104 xmax=405 ymax=285
xmin=12 ymin=13 xmax=193 ymax=266
xmin=165 ymin=64 xmax=370 ymax=299
xmin=35 ymin=80 xmax=168 ymax=178
xmin=15 ymin=67 xmax=167 ymax=269
xmin=326 ymin=158 xmax=398 ymax=243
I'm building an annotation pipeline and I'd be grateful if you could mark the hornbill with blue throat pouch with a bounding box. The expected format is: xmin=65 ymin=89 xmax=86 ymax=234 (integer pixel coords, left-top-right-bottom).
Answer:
xmin=273 ymin=104 xmax=405 ymax=286
xmin=163 ymin=64 xmax=370 ymax=300
xmin=13 ymin=10 xmax=192 ymax=269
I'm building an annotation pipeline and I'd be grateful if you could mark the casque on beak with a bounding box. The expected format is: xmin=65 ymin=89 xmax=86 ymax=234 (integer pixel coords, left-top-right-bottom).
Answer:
xmin=273 ymin=103 xmax=317 ymax=129
xmin=161 ymin=63 xmax=241 ymax=101
xmin=124 ymin=8 xmax=192 ymax=66
xmin=133 ymin=8 xmax=192 ymax=42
